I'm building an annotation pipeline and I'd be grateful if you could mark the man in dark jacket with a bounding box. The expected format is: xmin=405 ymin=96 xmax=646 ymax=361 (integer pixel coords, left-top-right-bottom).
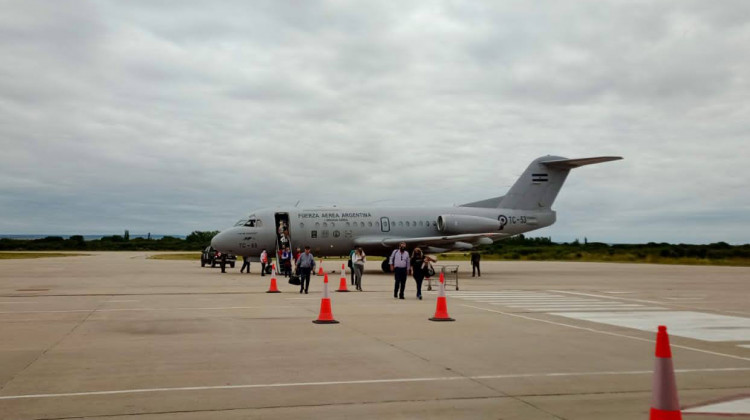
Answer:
xmin=220 ymin=253 xmax=227 ymax=273
xmin=471 ymin=251 xmax=481 ymax=277
xmin=240 ymin=255 xmax=251 ymax=273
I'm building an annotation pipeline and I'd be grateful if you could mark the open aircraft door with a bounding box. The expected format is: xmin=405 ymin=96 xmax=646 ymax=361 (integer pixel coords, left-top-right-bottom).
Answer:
xmin=274 ymin=212 xmax=292 ymax=275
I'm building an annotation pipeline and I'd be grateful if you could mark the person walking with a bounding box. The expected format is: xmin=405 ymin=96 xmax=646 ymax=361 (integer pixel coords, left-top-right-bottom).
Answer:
xmin=240 ymin=255 xmax=251 ymax=273
xmin=260 ymin=249 xmax=268 ymax=276
xmin=348 ymin=248 xmax=356 ymax=285
xmin=471 ymin=251 xmax=481 ymax=277
xmin=281 ymin=246 xmax=292 ymax=277
xmin=296 ymin=246 xmax=316 ymax=294
xmin=411 ymin=248 xmax=434 ymax=300
xmin=293 ymin=247 xmax=301 ymax=276
xmin=389 ymin=242 xmax=411 ymax=299
xmin=352 ymin=247 xmax=366 ymax=291
xmin=220 ymin=253 xmax=227 ymax=273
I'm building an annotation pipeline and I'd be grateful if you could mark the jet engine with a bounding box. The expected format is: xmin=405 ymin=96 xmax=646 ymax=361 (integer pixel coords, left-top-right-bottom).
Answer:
xmin=436 ymin=214 xmax=503 ymax=235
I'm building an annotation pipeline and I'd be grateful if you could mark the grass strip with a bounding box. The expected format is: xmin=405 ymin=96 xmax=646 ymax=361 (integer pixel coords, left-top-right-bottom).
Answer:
xmin=148 ymin=253 xmax=200 ymax=261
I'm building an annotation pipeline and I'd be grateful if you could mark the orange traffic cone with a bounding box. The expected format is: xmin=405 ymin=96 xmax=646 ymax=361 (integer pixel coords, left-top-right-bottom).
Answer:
xmin=429 ymin=272 xmax=455 ymax=322
xmin=313 ymin=274 xmax=339 ymax=324
xmin=336 ymin=263 xmax=350 ymax=292
xmin=266 ymin=264 xmax=281 ymax=293
xmin=317 ymin=259 xmax=324 ymax=276
xmin=649 ymin=325 xmax=681 ymax=419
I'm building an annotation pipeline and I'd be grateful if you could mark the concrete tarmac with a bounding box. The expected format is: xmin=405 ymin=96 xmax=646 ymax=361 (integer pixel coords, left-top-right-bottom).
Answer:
xmin=1 ymin=252 xmax=748 ymax=419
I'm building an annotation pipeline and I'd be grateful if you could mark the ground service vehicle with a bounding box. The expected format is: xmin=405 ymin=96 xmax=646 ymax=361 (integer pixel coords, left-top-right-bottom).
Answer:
xmin=201 ymin=246 xmax=236 ymax=268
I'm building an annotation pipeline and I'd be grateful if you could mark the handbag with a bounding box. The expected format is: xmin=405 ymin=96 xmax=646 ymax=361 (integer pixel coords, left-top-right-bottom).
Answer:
xmin=425 ymin=263 xmax=436 ymax=278
xmin=288 ymin=275 xmax=301 ymax=285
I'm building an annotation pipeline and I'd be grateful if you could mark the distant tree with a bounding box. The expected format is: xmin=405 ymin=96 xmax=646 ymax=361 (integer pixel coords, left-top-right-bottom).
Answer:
xmin=38 ymin=236 xmax=65 ymax=242
xmin=186 ymin=231 xmax=219 ymax=244
xmin=124 ymin=230 xmax=130 ymax=241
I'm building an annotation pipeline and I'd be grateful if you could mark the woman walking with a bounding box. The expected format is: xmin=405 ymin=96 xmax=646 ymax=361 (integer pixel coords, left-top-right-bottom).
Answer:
xmin=410 ymin=248 xmax=434 ymax=300
xmin=352 ymin=247 xmax=366 ymax=291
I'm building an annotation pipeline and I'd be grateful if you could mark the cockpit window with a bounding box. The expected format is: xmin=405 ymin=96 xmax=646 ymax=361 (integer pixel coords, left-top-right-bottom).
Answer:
xmin=234 ymin=219 xmax=248 ymax=227
xmin=243 ymin=218 xmax=262 ymax=227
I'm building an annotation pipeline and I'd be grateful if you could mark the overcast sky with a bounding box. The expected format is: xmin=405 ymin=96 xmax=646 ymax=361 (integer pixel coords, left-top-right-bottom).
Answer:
xmin=1 ymin=1 xmax=749 ymax=244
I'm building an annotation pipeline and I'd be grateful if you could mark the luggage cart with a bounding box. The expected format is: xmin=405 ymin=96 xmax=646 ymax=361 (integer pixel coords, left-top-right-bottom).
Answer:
xmin=426 ymin=264 xmax=459 ymax=291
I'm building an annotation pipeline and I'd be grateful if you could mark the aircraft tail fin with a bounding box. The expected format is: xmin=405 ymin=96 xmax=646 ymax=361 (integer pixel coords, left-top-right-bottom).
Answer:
xmin=499 ymin=155 xmax=622 ymax=210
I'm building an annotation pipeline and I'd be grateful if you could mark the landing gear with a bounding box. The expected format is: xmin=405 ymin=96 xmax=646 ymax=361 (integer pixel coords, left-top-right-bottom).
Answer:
xmin=381 ymin=259 xmax=391 ymax=273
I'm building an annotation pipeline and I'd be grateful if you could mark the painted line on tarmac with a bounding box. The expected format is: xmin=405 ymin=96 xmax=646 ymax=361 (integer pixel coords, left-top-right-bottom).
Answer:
xmin=1 ymin=367 xmax=748 ymax=401
xmin=104 ymin=300 xmax=140 ymax=303
xmin=548 ymin=290 xmax=663 ymax=305
xmin=0 ymin=301 xmax=37 ymax=304
xmin=664 ymin=297 xmax=705 ymax=301
xmin=464 ymin=305 xmax=750 ymax=362
xmin=550 ymin=290 xmax=750 ymax=315
xmin=0 ymin=306 xmax=296 ymax=314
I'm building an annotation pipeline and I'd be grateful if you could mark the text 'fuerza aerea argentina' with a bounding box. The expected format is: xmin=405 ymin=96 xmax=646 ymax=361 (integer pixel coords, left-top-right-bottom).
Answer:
xmin=298 ymin=212 xmax=373 ymax=219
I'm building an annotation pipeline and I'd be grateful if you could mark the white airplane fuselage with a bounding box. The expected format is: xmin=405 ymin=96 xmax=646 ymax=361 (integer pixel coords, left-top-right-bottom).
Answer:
xmin=211 ymin=206 xmax=556 ymax=259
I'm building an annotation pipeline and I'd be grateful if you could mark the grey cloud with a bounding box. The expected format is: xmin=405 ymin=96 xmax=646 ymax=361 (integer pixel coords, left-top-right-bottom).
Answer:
xmin=1 ymin=1 xmax=748 ymax=243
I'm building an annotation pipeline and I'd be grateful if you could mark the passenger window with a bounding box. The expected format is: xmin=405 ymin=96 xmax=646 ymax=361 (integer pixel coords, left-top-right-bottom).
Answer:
xmin=405 ymin=221 xmax=410 ymax=227
xmin=299 ymin=222 xmax=304 ymax=228
xmin=323 ymin=222 xmax=328 ymax=227
xmin=368 ymin=221 xmax=372 ymax=227
xmin=346 ymin=222 xmax=350 ymax=227
xmin=315 ymin=222 xmax=320 ymax=228
xmin=398 ymin=221 xmax=403 ymax=227
xmin=419 ymin=221 xmax=423 ymax=226
xmin=412 ymin=221 xmax=416 ymax=226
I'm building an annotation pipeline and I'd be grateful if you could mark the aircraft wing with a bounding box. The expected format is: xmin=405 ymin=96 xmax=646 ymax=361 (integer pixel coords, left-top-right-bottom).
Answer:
xmin=354 ymin=233 xmax=508 ymax=248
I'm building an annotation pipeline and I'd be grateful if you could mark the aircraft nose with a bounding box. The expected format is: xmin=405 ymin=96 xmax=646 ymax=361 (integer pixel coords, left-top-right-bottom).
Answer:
xmin=211 ymin=230 xmax=231 ymax=252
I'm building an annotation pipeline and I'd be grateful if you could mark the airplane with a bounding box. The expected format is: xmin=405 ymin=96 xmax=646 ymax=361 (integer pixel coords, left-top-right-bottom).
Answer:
xmin=210 ymin=155 xmax=622 ymax=272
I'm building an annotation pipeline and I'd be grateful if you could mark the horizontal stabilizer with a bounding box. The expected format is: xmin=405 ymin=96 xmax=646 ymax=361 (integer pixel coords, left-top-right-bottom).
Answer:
xmin=541 ymin=156 xmax=622 ymax=169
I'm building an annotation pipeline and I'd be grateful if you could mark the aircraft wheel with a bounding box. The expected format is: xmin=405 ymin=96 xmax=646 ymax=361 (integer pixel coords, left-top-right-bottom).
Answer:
xmin=230 ymin=262 xmax=235 ymax=268
xmin=201 ymin=259 xmax=205 ymax=267
xmin=381 ymin=259 xmax=391 ymax=273
xmin=211 ymin=261 xmax=216 ymax=268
